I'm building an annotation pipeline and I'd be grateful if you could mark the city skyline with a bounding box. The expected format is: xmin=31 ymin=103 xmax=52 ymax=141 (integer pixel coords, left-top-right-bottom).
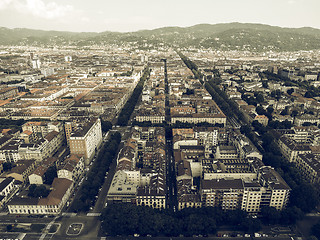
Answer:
xmin=0 ymin=0 xmax=319 ymax=32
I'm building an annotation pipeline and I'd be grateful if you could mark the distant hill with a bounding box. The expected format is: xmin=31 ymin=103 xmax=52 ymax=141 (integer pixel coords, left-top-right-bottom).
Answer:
xmin=1 ymin=23 xmax=320 ymax=51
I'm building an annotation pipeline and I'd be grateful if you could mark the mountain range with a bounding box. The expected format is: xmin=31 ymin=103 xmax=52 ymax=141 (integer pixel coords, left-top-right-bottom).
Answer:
xmin=1 ymin=23 xmax=320 ymax=51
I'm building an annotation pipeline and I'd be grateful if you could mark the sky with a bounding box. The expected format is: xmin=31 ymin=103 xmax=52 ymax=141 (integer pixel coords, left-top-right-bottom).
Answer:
xmin=0 ymin=0 xmax=319 ymax=33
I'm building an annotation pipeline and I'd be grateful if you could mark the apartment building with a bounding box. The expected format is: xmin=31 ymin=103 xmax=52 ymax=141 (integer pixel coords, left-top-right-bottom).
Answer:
xmin=136 ymin=172 xmax=166 ymax=209
xmin=18 ymin=131 xmax=64 ymax=162
xmin=200 ymin=166 xmax=290 ymax=213
xmin=0 ymin=177 xmax=15 ymax=208
xmin=254 ymin=115 xmax=269 ymax=126
xmin=171 ymin=113 xmax=227 ymax=126
xmin=57 ymin=155 xmax=85 ymax=182
xmin=278 ymin=135 xmax=311 ymax=162
xmin=296 ymin=153 xmax=320 ymax=184
xmin=258 ymin=167 xmax=290 ymax=211
xmin=0 ymin=87 xmax=19 ymax=100
xmin=22 ymin=121 xmax=63 ymax=137
xmin=201 ymin=179 xmax=244 ymax=210
xmin=294 ymin=114 xmax=320 ymax=127
xmin=0 ymin=139 xmax=21 ymax=162
xmin=6 ymin=160 xmax=37 ymax=183
xmin=177 ymin=179 xmax=202 ymax=210
xmin=69 ymin=118 xmax=102 ymax=163
xmin=107 ymin=170 xmax=137 ymax=203
xmin=28 ymin=157 xmax=58 ymax=185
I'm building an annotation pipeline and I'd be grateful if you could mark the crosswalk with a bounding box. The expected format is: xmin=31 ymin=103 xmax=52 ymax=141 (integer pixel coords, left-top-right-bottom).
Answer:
xmin=87 ymin=213 xmax=101 ymax=217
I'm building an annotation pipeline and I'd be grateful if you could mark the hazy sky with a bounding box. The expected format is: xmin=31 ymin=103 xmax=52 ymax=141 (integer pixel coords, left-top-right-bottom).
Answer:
xmin=0 ymin=0 xmax=319 ymax=32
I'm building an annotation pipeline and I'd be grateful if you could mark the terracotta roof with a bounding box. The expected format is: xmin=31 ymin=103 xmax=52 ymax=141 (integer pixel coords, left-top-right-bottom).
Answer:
xmin=38 ymin=178 xmax=72 ymax=206
xmin=22 ymin=130 xmax=33 ymax=136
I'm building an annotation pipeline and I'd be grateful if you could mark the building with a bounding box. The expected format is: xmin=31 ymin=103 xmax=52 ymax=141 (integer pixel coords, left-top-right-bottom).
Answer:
xmin=0 ymin=177 xmax=15 ymax=197
xmin=254 ymin=115 xmax=269 ymax=126
xmin=136 ymin=173 xmax=166 ymax=209
xmin=215 ymin=145 xmax=238 ymax=159
xmin=294 ymin=114 xmax=320 ymax=127
xmin=200 ymin=166 xmax=290 ymax=213
xmin=18 ymin=131 xmax=64 ymax=162
xmin=201 ymin=179 xmax=244 ymax=210
xmin=69 ymin=118 xmax=102 ymax=164
xmin=8 ymin=178 xmax=73 ymax=215
xmin=0 ymin=177 xmax=16 ymax=208
xmin=296 ymin=153 xmax=320 ymax=184
xmin=257 ymin=167 xmax=291 ymax=211
xmin=171 ymin=113 xmax=227 ymax=126
xmin=278 ymin=135 xmax=311 ymax=162
xmin=177 ymin=179 xmax=202 ymax=210
xmin=107 ymin=170 xmax=137 ymax=203
xmin=0 ymin=87 xmax=19 ymax=100
xmin=6 ymin=160 xmax=37 ymax=183
xmin=0 ymin=139 xmax=21 ymax=162
xmin=28 ymin=157 xmax=58 ymax=185
xmin=57 ymin=155 xmax=85 ymax=182
xmin=22 ymin=121 xmax=63 ymax=137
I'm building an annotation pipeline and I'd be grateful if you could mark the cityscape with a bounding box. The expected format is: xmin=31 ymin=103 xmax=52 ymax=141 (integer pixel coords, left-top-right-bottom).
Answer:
xmin=1 ymin=1 xmax=320 ymax=240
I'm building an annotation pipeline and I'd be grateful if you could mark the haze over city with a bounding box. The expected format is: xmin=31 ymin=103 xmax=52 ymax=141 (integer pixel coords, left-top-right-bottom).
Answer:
xmin=0 ymin=0 xmax=320 ymax=32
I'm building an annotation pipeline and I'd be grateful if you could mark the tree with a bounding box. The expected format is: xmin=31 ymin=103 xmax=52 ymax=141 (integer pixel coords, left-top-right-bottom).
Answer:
xmin=28 ymin=184 xmax=37 ymax=197
xmin=262 ymin=132 xmax=274 ymax=146
xmin=311 ymin=221 xmax=320 ymax=240
xmin=70 ymin=199 xmax=86 ymax=213
xmin=6 ymin=225 xmax=13 ymax=231
xmin=287 ymin=88 xmax=294 ymax=95
xmin=280 ymin=106 xmax=289 ymax=116
xmin=241 ymin=218 xmax=262 ymax=233
xmin=240 ymin=125 xmax=251 ymax=135
xmin=3 ymin=162 xmax=13 ymax=171
xmin=283 ymin=120 xmax=293 ymax=129
xmin=101 ymin=120 xmax=112 ymax=132
xmin=262 ymin=81 xmax=268 ymax=88
xmin=28 ymin=184 xmax=50 ymax=198
xmin=305 ymin=91 xmax=313 ymax=98
xmin=290 ymin=183 xmax=319 ymax=212
xmin=271 ymin=90 xmax=282 ymax=100
xmin=267 ymin=106 xmax=274 ymax=114
xmin=291 ymin=110 xmax=298 ymax=117
xmin=280 ymin=206 xmax=304 ymax=225
xmin=263 ymin=152 xmax=282 ymax=168
xmin=44 ymin=166 xmax=57 ymax=185
xmin=256 ymin=93 xmax=264 ymax=103
xmin=256 ymin=105 xmax=266 ymax=115
xmin=260 ymin=207 xmax=281 ymax=224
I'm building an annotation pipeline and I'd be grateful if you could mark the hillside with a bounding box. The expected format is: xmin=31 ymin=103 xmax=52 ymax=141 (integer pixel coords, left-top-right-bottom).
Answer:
xmin=1 ymin=23 xmax=320 ymax=51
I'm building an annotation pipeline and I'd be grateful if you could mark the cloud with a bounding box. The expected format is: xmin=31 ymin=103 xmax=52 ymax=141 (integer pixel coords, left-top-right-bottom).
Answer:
xmin=0 ymin=0 xmax=75 ymax=19
xmin=18 ymin=0 xmax=74 ymax=19
xmin=0 ymin=0 xmax=14 ymax=10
